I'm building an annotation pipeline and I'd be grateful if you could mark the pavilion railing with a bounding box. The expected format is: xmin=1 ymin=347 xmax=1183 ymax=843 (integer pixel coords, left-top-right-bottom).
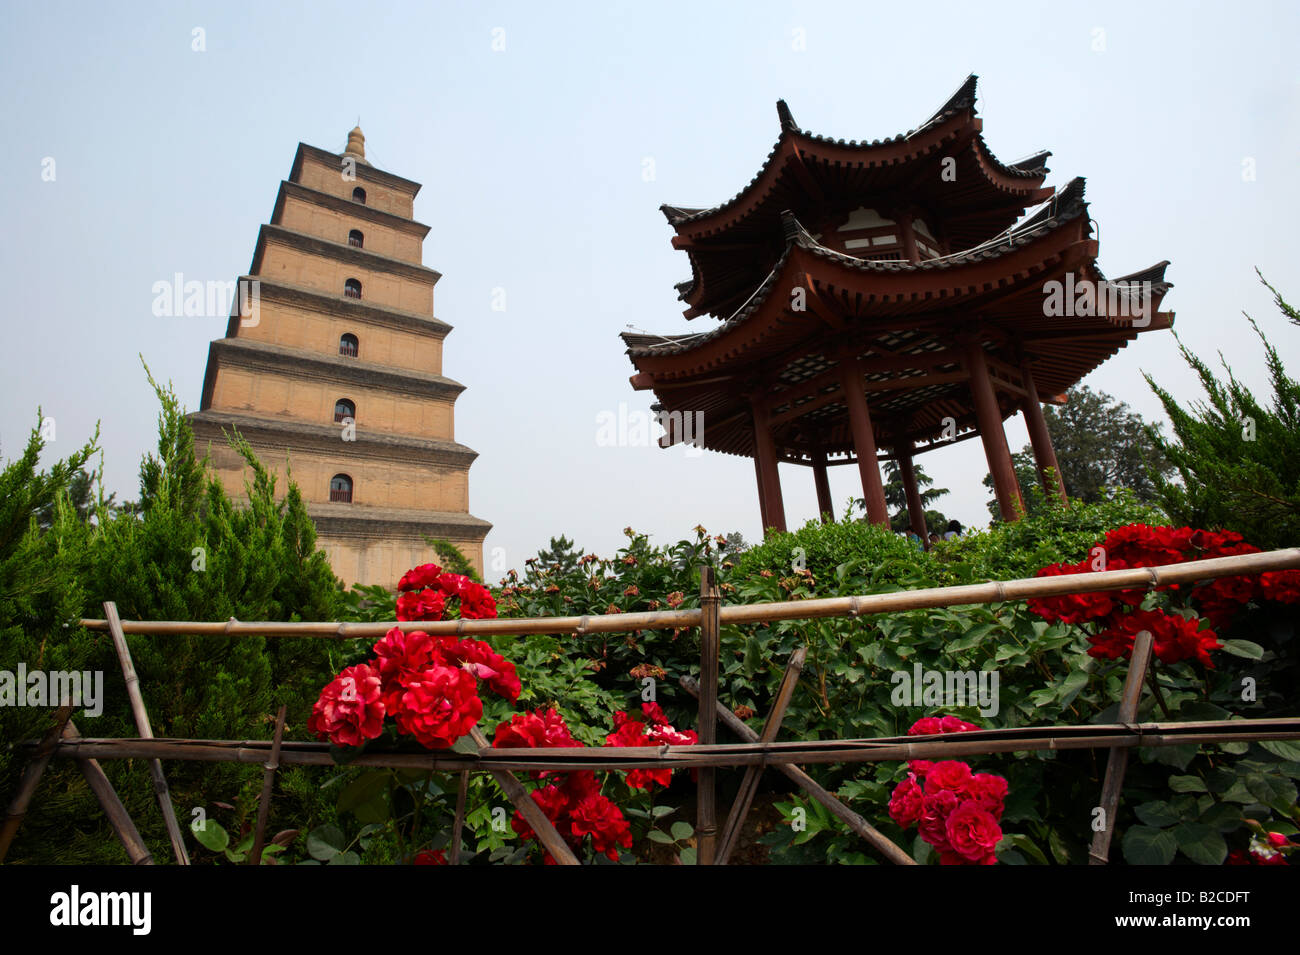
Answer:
xmin=5 ymin=547 xmax=1299 ymax=866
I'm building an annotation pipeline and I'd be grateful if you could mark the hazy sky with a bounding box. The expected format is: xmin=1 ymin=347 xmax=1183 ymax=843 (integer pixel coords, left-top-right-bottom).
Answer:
xmin=3 ymin=1 xmax=1297 ymax=580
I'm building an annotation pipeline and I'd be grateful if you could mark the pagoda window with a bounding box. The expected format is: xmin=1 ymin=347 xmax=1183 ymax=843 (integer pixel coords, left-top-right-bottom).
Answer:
xmin=334 ymin=399 xmax=355 ymax=423
xmin=344 ymin=278 xmax=362 ymax=299
xmin=352 ymin=187 xmax=366 ymax=204
xmin=329 ymin=474 xmax=353 ymax=503
xmin=348 ymin=229 xmax=364 ymax=248
xmin=339 ymin=333 xmax=359 ymax=357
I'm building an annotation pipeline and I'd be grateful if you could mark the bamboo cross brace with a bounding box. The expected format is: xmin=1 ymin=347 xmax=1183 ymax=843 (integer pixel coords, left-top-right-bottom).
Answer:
xmin=682 ymin=676 xmax=916 ymax=865
xmin=467 ymin=726 xmax=579 ymax=865
xmin=1088 ymin=629 xmax=1155 ymax=865
xmin=104 ymin=601 xmax=191 ymax=865
xmin=64 ymin=720 xmax=154 ymax=865
xmin=696 ymin=565 xmax=721 ymax=865
xmin=248 ymin=705 xmax=287 ymax=866
xmin=0 ymin=703 xmax=74 ymax=863
xmin=715 ymin=646 xmax=807 ymax=865
xmin=450 ymin=771 xmax=470 ymax=865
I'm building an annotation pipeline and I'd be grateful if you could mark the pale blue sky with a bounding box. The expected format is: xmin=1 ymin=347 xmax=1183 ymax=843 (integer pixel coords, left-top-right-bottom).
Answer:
xmin=3 ymin=1 xmax=1298 ymax=577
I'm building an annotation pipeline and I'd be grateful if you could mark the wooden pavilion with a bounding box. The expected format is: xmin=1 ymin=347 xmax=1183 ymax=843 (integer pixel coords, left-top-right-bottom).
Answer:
xmin=622 ymin=75 xmax=1173 ymax=536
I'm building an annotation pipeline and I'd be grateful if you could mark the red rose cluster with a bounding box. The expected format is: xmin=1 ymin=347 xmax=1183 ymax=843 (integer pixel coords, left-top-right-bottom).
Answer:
xmin=492 ymin=708 xmax=634 ymax=863
xmin=888 ymin=716 xmax=1006 ymax=866
xmin=1026 ymin=524 xmax=1300 ymax=668
xmin=308 ymin=564 xmax=517 ymax=750
xmin=604 ymin=702 xmax=699 ymax=790
xmin=396 ymin=562 xmax=497 ymax=622
xmin=309 ymin=625 xmax=519 ymax=749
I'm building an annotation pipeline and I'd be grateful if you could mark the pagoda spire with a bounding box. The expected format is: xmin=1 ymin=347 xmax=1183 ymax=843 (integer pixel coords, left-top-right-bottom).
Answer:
xmin=344 ymin=125 xmax=369 ymax=165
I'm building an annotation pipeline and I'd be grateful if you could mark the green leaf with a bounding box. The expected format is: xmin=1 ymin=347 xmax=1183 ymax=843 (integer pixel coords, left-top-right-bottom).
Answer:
xmin=647 ymin=830 xmax=675 ymax=844
xmin=1198 ymin=802 xmax=1244 ymax=833
xmin=1122 ymin=825 xmax=1177 ymax=865
xmin=307 ymin=824 xmax=346 ymax=861
xmin=190 ymin=817 xmax=229 ymax=853
xmin=1048 ymin=827 xmax=1072 ymax=865
xmin=652 ymin=804 xmax=676 ymax=818
xmin=678 ymin=847 xmax=697 ymax=865
xmin=452 ymin=735 xmax=481 ymax=755
xmin=1217 ymin=639 xmax=1264 ymax=660
xmin=1259 ymin=739 xmax=1300 ymax=762
xmin=328 ymin=850 xmax=361 ymax=865
xmin=338 ymin=771 xmax=390 ymax=818
xmin=1168 ymin=775 xmax=1208 ymax=793
xmin=1134 ymin=801 xmax=1180 ymax=828
xmin=669 ymin=821 xmax=694 ymax=842
xmin=1172 ymin=822 xmax=1227 ymax=865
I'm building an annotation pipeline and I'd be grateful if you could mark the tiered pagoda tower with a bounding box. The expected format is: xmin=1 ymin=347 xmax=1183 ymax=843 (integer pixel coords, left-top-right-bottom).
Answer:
xmin=623 ymin=76 xmax=1173 ymax=536
xmin=189 ymin=127 xmax=491 ymax=585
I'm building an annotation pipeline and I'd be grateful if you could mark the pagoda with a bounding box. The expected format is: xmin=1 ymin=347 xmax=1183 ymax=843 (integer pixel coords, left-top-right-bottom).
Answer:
xmin=622 ymin=76 xmax=1173 ymax=536
xmin=189 ymin=127 xmax=491 ymax=585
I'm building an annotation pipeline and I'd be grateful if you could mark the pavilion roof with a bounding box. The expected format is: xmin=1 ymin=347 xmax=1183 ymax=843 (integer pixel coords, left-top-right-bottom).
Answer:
xmin=663 ymin=75 xmax=1056 ymax=319
xmin=622 ymin=178 xmax=1173 ymax=463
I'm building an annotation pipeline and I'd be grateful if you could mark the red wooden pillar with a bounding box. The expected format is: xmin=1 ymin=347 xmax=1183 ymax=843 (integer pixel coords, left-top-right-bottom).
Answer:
xmin=965 ymin=342 xmax=1024 ymax=522
xmin=813 ymin=449 xmax=833 ymax=523
xmin=1019 ymin=360 xmax=1068 ymax=505
xmin=896 ymin=443 xmax=929 ymax=542
xmin=750 ymin=397 xmax=787 ymax=534
xmin=753 ymin=455 xmax=771 ymax=532
xmin=838 ymin=358 xmax=889 ymax=526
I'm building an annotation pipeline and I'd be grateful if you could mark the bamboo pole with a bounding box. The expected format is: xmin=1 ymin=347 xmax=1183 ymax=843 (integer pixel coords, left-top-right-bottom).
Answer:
xmin=450 ymin=771 xmax=469 ymax=865
xmin=1089 ymin=629 xmax=1153 ymax=865
xmin=715 ymin=647 xmax=807 ymax=865
xmin=467 ymin=726 xmax=579 ymax=865
xmin=76 ymin=548 xmax=1300 ymax=639
xmin=65 ymin=720 xmax=154 ymax=865
xmin=696 ymin=565 xmax=721 ymax=865
xmin=0 ymin=704 xmax=74 ymax=862
xmin=38 ymin=718 xmax=1300 ymax=772
xmin=103 ymin=601 xmax=190 ymax=865
xmin=248 ymin=705 xmax=287 ymax=866
xmin=682 ymin=676 xmax=916 ymax=865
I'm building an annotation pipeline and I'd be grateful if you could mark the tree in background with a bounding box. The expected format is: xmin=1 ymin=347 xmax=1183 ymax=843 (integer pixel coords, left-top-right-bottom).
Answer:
xmin=1144 ymin=273 xmax=1300 ymax=550
xmin=525 ymin=535 xmax=582 ymax=583
xmin=855 ymin=461 xmax=950 ymax=534
xmin=983 ymin=385 xmax=1173 ymax=519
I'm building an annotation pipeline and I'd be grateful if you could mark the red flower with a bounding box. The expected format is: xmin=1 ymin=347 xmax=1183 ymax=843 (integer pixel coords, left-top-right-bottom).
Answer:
xmin=888 ymin=774 xmax=925 ymax=828
xmin=569 ymin=793 xmax=634 ymax=860
xmin=307 ymin=664 xmax=386 ymax=748
xmin=396 ymin=587 xmax=446 ymax=622
xmin=906 ymin=716 xmax=980 ymax=777
xmin=1027 ymin=561 xmax=1116 ymax=625
xmin=390 ymin=664 xmax=483 ymax=749
xmin=373 ymin=628 xmax=439 ymax=708
xmin=918 ymin=790 xmax=960 ymax=852
xmin=924 ymin=760 xmax=974 ymax=795
xmin=967 ymin=773 xmax=1009 ymax=816
xmin=493 ymin=708 xmax=579 ymax=750
xmin=944 ymin=802 xmax=1002 ymax=864
xmin=398 ymin=563 xmax=442 ymax=592
xmin=1089 ymin=608 xmax=1220 ymax=668
xmin=436 ymin=636 xmax=520 ymax=701
xmin=1260 ymin=570 xmax=1300 ymax=604
xmin=412 ymin=849 xmax=447 ymax=865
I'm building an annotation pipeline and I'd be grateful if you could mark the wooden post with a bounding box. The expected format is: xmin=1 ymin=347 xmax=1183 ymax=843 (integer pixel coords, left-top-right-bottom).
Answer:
xmin=753 ymin=455 xmax=771 ymax=532
xmin=898 ymin=211 xmax=920 ymax=265
xmin=248 ymin=704 xmax=286 ymax=865
xmin=1020 ymin=360 xmax=1068 ymax=504
xmin=0 ymin=704 xmax=74 ymax=862
xmin=965 ymin=343 xmax=1023 ymax=522
xmin=716 ymin=647 xmax=807 ymax=864
xmin=750 ymin=398 xmax=787 ymax=534
xmin=696 ymin=565 xmax=721 ymax=864
xmin=1089 ymin=629 xmax=1154 ymax=865
xmin=680 ymin=676 xmax=917 ymax=865
xmin=103 ymin=600 xmax=191 ymax=865
xmin=838 ymin=357 xmax=889 ymax=526
xmin=896 ymin=443 xmax=929 ymax=542
xmin=449 ymin=771 xmax=470 ymax=865
xmin=813 ymin=449 xmax=834 ymax=523
xmin=65 ymin=720 xmax=155 ymax=865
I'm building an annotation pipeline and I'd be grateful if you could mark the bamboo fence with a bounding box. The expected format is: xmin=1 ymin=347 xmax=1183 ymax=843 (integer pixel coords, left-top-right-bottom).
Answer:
xmin=5 ymin=546 xmax=1299 ymax=866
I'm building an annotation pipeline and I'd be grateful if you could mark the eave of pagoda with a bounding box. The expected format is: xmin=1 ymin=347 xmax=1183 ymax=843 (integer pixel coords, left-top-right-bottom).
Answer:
xmin=625 ymin=195 xmax=1172 ymax=462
